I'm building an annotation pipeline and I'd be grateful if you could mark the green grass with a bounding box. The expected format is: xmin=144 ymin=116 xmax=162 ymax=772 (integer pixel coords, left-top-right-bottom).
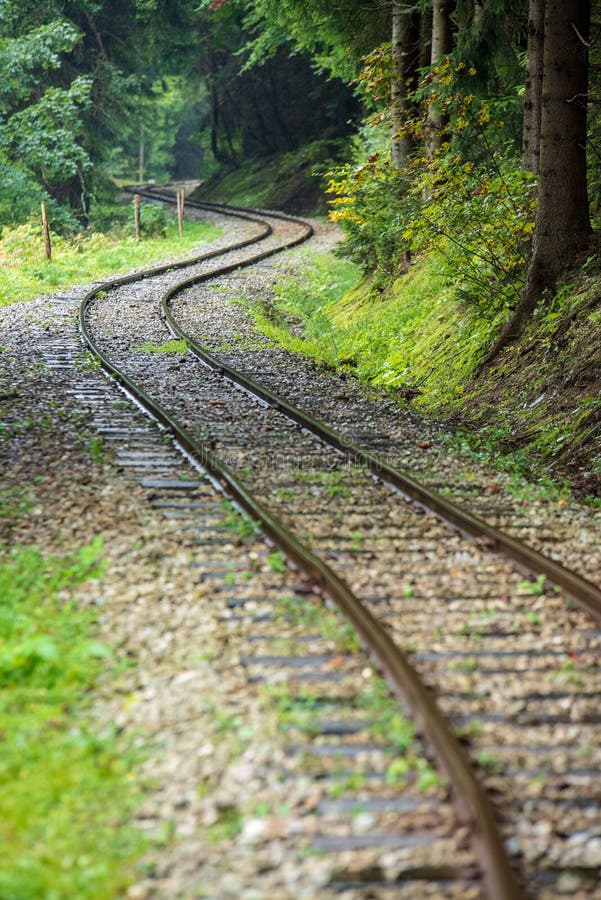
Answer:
xmin=246 ymin=247 xmax=495 ymax=408
xmin=323 ymin=252 xmax=496 ymax=405
xmin=247 ymin=250 xmax=358 ymax=365
xmin=0 ymin=215 xmax=221 ymax=307
xmin=0 ymin=539 xmax=144 ymax=898
xmin=219 ymin=499 xmax=260 ymax=539
xmin=136 ymin=338 xmax=188 ymax=354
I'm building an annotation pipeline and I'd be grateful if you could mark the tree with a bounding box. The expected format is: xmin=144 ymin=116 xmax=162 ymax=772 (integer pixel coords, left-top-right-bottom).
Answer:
xmin=240 ymin=0 xmax=388 ymax=82
xmin=431 ymin=0 xmax=455 ymax=61
xmin=425 ymin=0 xmax=455 ymax=154
xmin=0 ymin=13 xmax=92 ymax=212
xmin=522 ymin=0 xmax=544 ymax=173
xmin=391 ymin=2 xmax=420 ymax=171
xmin=0 ymin=0 xmax=152 ymax=217
xmin=140 ymin=0 xmax=359 ymax=169
xmin=482 ymin=0 xmax=592 ymax=365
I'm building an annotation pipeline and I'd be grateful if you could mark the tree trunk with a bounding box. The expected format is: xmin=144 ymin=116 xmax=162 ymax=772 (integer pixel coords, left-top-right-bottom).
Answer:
xmin=208 ymin=75 xmax=222 ymax=164
xmin=426 ymin=0 xmax=454 ymax=155
xmin=481 ymin=0 xmax=591 ymax=368
xmin=266 ymin=59 xmax=290 ymax=152
xmin=138 ymin=124 xmax=145 ymax=183
xmin=522 ymin=0 xmax=545 ymax=174
xmin=430 ymin=0 xmax=454 ymax=62
xmin=391 ymin=2 xmax=419 ymax=171
xmin=419 ymin=7 xmax=433 ymax=70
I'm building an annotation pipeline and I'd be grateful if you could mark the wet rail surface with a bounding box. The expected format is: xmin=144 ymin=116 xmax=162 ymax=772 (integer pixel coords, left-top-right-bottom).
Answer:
xmin=79 ymin=187 xmax=600 ymax=898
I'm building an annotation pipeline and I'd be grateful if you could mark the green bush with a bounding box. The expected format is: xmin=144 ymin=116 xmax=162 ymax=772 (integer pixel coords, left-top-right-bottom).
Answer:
xmin=326 ymin=57 xmax=536 ymax=316
xmin=404 ymin=153 xmax=536 ymax=315
xmin=0 ymin=156 xmax=77 ymax=232
xmin=139 ymin=201 xmax=168 ymax=236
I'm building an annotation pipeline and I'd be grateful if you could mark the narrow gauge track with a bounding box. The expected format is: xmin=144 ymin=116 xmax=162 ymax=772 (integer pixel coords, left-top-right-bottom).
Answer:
xmin=80 ymin=188 xmax=600 ymax=898
xmin=40 ymin=330 xmax=479 ymax=896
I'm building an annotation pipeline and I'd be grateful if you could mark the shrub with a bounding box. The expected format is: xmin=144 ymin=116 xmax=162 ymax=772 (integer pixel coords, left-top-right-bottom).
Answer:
xmin=327 ymin=156 xmax=408 ymax=276
xmin=326 ymin=55 xmax=536 ymax=316
xmin=139 ymin=201 xmax=168 ymax=236
xmin=0 ymin=157 xmax=77 ymax=232
xmin=403 ymin=152 xmax=536 ymax=315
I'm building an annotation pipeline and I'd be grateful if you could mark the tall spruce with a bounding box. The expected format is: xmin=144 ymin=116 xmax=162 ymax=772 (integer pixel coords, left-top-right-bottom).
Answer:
xmin=522 ymin=0 xmax=544 ymax=173
xmin=425 ymin=0 xmax=455 ymax=154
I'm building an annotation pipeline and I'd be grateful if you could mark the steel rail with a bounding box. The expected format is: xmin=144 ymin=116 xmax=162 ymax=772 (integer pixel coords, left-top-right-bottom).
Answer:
xmin=77 ymin=195 xmax=524 ymax=900
xmin=135 ymin=184 xmax=315 ymax=253
xmin=121 ymin=185 xmax=275 ymax=265
xmin=153 ymin=193 xmax=601 ymax=623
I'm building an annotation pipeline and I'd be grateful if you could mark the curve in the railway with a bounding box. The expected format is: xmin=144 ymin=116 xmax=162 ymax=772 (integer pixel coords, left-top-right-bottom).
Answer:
xmin=79 ymin=185 xmax=599 ymax=899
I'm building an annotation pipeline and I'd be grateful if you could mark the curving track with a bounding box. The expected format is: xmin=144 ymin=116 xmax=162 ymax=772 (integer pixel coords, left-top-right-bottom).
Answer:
xmin=79 ymin=186 xmax=601 ymax=899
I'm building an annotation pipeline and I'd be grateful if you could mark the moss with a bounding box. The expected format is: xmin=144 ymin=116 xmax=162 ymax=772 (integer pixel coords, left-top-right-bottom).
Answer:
xmin=136 ymin=338 xmax=187 ymax=354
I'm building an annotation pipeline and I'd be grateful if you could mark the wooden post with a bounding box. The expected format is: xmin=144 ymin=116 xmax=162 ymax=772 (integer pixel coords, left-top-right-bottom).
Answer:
xmin=41 ymin=201 xmax=52 ymax=261
xmin=177 ymin=189 xmax=184 ymax=237
xmin=134 ymin=194 xmax=141 ymax=242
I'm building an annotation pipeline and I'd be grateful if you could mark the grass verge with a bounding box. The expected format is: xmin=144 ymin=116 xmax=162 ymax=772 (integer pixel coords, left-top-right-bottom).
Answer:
xmin=245 ymin=245 xmax=601 ymax=498
xmin=246 ymin=250 xmax=359 ymax=365
xmin=0 ymin=538 xmax=144 ymax=899
xmin=0 ymin=214 xmax=221 ymax=307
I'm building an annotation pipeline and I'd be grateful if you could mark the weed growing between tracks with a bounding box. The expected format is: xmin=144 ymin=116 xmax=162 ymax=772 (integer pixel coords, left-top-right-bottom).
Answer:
xmin=0 ymin=539 xmax=145 ymax=898
xmin=136 ymin=338 xmax=188 ymax=355
xmin=270 ymin=593 xmax=444 ymax=795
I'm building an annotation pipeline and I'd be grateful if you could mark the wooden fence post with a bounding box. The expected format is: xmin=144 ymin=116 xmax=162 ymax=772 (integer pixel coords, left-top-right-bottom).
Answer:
xmin=41 ymin=201 xmax=52 ymax=261
xmin=177 ymin=189 xmax=185 ymax=237
xmin=134 ymin=194 xmax=141 ymax=242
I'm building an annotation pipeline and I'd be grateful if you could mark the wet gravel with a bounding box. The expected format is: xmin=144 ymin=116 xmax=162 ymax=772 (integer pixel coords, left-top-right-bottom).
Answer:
xmin=169 ymin=238 xmax=601 ymax=590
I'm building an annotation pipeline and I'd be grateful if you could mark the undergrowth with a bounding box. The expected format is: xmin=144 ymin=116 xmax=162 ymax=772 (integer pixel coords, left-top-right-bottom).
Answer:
xmin=248 ymin=251 xmax=358 ymax=365
xmin=0 ymin=539 xmax=144 ymax=898
xmin=0 ymin=214 xmax=221 ymax=307
xmin=247 ymin=248 xmax=494 ymax=404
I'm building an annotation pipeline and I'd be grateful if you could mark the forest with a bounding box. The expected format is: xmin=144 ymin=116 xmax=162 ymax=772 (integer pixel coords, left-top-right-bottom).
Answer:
xmin=1 ymin=0 xmax=600 ymax=490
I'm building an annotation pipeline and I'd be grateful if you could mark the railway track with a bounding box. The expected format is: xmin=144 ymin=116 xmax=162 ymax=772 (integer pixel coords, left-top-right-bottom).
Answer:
xmin=78 ymin=186 xmax=601 ymax=898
